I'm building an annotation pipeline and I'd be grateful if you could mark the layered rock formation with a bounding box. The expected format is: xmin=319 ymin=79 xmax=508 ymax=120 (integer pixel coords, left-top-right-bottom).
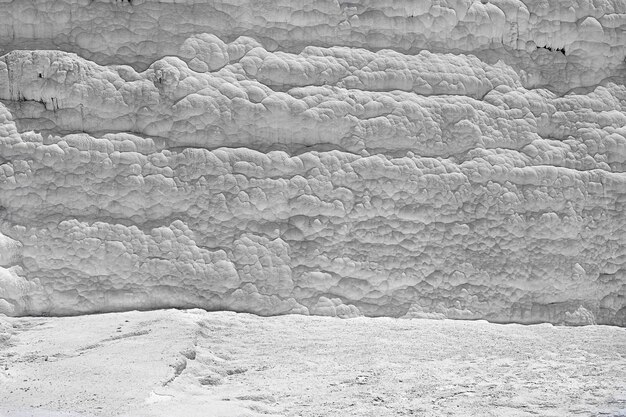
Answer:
xmin=0 ymin=0 xmax=625 ymax=325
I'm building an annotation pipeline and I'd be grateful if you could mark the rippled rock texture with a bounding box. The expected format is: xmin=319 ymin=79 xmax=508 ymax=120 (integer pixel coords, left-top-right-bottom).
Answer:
xmin=0 ymin=0 xmax=625 ymax=325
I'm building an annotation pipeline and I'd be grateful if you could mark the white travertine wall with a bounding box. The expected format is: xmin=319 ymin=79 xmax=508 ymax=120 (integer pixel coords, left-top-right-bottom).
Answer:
xmin=0 ymin=0 xmax=624 ymax=325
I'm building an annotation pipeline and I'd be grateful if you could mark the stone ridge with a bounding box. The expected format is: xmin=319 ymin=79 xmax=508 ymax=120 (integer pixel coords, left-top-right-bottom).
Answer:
xmin=0 ymin=0 xmax=625 ymax=91
xmin=0 ymin=0 xmax=624 ymax=325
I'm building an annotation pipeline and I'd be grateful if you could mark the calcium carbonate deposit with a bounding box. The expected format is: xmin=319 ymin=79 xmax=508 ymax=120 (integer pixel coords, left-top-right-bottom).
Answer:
xmin=0 ymin=0 xmax=625 ymax=325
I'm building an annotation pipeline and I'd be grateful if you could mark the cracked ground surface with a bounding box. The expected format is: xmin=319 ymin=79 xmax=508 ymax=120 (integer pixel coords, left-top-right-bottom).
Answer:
xmin=1 ymin=309 xmax=625 ymax=416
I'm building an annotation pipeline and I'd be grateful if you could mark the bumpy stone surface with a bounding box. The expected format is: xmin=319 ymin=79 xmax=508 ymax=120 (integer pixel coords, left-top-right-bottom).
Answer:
xmin=0 ymin=0 xmax=625 ymax=325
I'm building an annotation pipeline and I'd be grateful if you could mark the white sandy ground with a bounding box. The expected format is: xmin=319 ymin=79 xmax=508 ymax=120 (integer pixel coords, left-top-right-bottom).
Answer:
xmin=0 ymin=310 xmax=625 ymax=417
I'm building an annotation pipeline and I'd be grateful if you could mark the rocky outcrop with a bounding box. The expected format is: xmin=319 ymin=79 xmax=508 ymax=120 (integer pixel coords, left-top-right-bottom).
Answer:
xmin=0 ymin=0 xmax=624 ymax=325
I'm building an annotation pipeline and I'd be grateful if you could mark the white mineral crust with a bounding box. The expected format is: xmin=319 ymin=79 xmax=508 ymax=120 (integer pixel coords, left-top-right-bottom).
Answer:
xmin=0 ymin=0 xmax=624 ymax=325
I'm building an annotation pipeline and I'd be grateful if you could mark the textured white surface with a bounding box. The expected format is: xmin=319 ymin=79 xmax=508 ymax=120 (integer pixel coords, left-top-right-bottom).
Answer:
xmin=1 ymin=310 xmax=625 ymax=416
xmin=1 ymin=0 xmax=625 ymax=92
xmin=0 ymin=0 xmax=625 ymax=324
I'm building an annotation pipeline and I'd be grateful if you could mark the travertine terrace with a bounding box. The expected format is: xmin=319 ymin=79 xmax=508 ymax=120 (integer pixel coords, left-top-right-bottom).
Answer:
xmin=0 ymin=0 xmax=625 ymax=325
